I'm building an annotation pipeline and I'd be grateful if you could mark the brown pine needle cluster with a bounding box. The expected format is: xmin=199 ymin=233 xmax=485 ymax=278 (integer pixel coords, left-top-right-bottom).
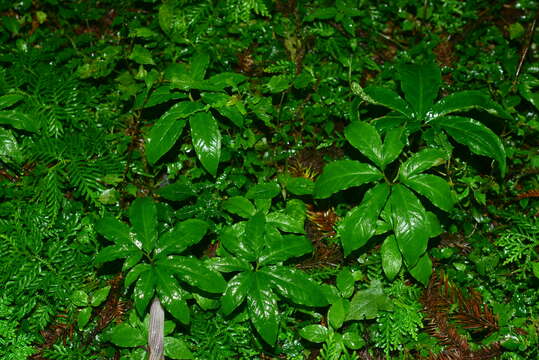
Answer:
xmin=421 ymin=272 xmax=501 ymax=360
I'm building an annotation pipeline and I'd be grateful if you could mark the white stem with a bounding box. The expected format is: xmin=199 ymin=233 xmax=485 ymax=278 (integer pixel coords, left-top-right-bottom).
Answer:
xmin=148 ymin=297 xmax=164 ymax=360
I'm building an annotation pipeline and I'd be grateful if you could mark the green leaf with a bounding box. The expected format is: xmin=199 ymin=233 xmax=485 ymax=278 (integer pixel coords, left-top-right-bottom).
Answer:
xmin=399 ymin=148 xmax=448 ymax=180
xmin=156 ymin=181 xmax=195 ymax=201
xmin=346 ymin=280 xmax=392 ymax=321
xmin=129 ymin=44 xmax=155 ymax=65
xmin=0 ymin=128 xmax=23 ymax=164
xmin=129 ymin=198 xmax=157 ymax=253
xmin=336 ymin=267 xmax=355 ymax=298
xmin=222 ymin=196 xmax=256 ymax=218
xmin=266 ymin=211 xmax=304 ymax=234
xmin=158 ymin=256 xmax=226 ymax=294
xmin=428 ymin=90 xmax=512 ymax=121
xmin=189 ymin=111 xmax=221 ymax=176
xmin=220 ymin=223 xmax=257 ymax=262
xmin=190 ymin=52 xmax=210 ymax=81
xmin=0 ymin=94 xmax=24 ymax=109
xmin=344 ymin=121 xmax=383 ymax=167
xmin=137 ymin=85 xmax=187 ymax=109
xmin=154 ymin=265 xmax=190 ymax=324
xmin=343 ymin=331 xmax=365 ymax=350
xmin=340 ymin=183 xmax=390 ymax=256
xmin=134 ymin=269 xmax=155 ymax=317
xmin=381 ymin=235 xmax=402 ymax=281
xmin=109 ymin=323 xmax=146 ymax=347
xmin=0 ymin=110 xmax=40 ymax=132
xmin=362 ymin=86 xmax=413 ymax=118
xmin=263 ymin=266 xmax=328 ymax=307
xmin=247 ymin=272 xmax=280 ymax=345
xmin=96 ymin=216 xmax=132 ymax=245
xmin=77 ymin=307 xmax=92 ymax=329
xmin=95 ymin=244 xmax=140 ymax=264
xmin=285 ymin=176 xmax=314 ymax=195
xmin=146 ymin=101 xmax=204 ymax=165
xmin=259 ymin=234 xmax=312 ymax=265
xmin=328 ymin=298 xmax=347 ymax=329
xmin=299 ymin=324 xmax=329 ymax=343
xmin=314 ymin=160 xmax=383 ymax=199
xmin=408 ymin=253 xmax=432 ymax=286
xmin=381 ymin=127 xmax=405 ymax=167
xmin=208 ymin=256 xmax=252 ymax=273
xmin=221 ymin=271 xmax=255 ymax=316
xmin=156 ymin=219 xmax=209 ymax=257
xmin=91 ymin=286 xmax=111 ymax=307
xmin=518 ymin=74 xmax=539 ymax=110
xmin=164 ymin=337 xmax=194 ymax=359
xmin=434 ymin=116 xmax=506 ymax=176
xmin=388 ymin=184 xmax=429 ymax=267
xmin=71 ymin=290 xmax=89 ymax=306
xmin=398 ymin=62 xmax=441 ymax=119
xmin=403 ymin=174 xmax=455 ymax=212
xmin=532 ymin=262 xmax=539 ymax=279
xmin=125 ymin=263 xmax=152 ymax=289
xmin=246 ymin=182 xmax=280 ymax=200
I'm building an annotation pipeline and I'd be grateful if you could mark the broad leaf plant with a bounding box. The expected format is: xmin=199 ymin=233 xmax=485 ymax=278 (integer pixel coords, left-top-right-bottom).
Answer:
xmin=315 ymin=62 xmax=509 ymax=284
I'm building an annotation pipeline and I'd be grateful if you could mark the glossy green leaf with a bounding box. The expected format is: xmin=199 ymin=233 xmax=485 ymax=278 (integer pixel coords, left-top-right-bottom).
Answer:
xmin=189 ymin=111 xmax=221 ymax=176
xmin=328 ymin=298 xmax=347 ymax=329
xmin=314 ymin=160 xmax=383 ymax=199
xmin=91 ymin=286 xmax=111 ymax=307
xmin=518 ymin=74 xmax=539 ymax=110
xmin=247 ymin=272 xmax=279 ymax=345
xmin=346 ymin=280 xmax=392 ymax=321
xmin=362 ymin=86 xmax=413 ymax=118
xmin=299 ymin=324 xmax=328 ymax=343
xmin=398 ymin=62 xmax=441 ymax=119
xmin=164 ymin=337 xmax=194 ymax=359
xmin=156 ymin=181 xmax=195 ymax=201
xmin=94 ymin=244 xmax=139 ymax=264
xmin=159 ymin=256 xmax=226 ymax=294
xmin=409 ymin=253 xmax=432 ymax=286
xmin=208 ymin=256 xmax=252 ymax=273
xmin=259 ymin=234 xmax=312 ymax=265
xmin=336 ymin=267 xmax=355 ymax=298
xmin=217 ymin=105 xmax=244 ymax=127
xmin=399 ymin=148 xmax=448 ymax=180
xmin=285 ymin=177 xmax=314 ymax=195
xmin=129 ymin=197 xmax=157 ymax=253
xmin=77 ymin=307 xmax=92 ymax=329
xmin=0 ymin=110 xmax=40 ymax=132
xmin=95 ymin=216 xmax=131 ymax=245
xmin=125 ymin=263 xmax=152 ymax=289
xmin=428 ymin=90 xmax=512 ymax=121
xmin=71 ymin=290 xmax=88 ymax=306
xmin=222 ymin=196 xmax=256 ymax=218
xmin=344 ymin=121 xmax=383 ymax=167
xmin=220 ymin=223 xmax=257 ymax=262
xmin=137 ymin=85 xmax=187 ymax=109
xmin=434 ymin=116 xmax=506 ymax=176
xmin=109 ymin=323 xmax=146 ymax=347
xmin=245 ymin=182 xmax=280 ymax=199
xmin=340 ymin=183 xmax=390 ymax=256
xmin=129 ymin=44 xmax=155 ymax=65
xmin=381 ymin=127 xmax=405 ymax=167
xmin=154 ymin=265 xmax=190 ymax=324
xmin=0 ymin=128 xmax=22 ymax=164
xmin=403 ymin=174 xmax=455 ymax=212
xmin=388 ymin=184 xmax=429 ymax=267
xmin=532 ymin=262 xmax=539 ymax=279
xmin=263 ymin=266 xmax=328 ymax=307
xmin=381 ymin=235 xmax=402 ymax=281
xmin=221 ymin=271 xmax=255 ymax=316
xmin=244 ymin=211 xmax=266 ymax=257
xmin=146 ymin=101 xmax=204 ymax=165
xmin=190 ymin=52 xmax=210 ymax=81
xmin=266 ymin=211 xmax=304 ymax=234
xmin=134 ymin=269 xmax=155 ymax=317
xmin=156 ymin=219 xmax=209 ymax=257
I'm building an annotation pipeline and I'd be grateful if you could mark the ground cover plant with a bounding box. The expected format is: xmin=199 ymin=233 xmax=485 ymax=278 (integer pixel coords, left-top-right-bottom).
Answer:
xmin=0 ymin=0 xmax=537 ymax=359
